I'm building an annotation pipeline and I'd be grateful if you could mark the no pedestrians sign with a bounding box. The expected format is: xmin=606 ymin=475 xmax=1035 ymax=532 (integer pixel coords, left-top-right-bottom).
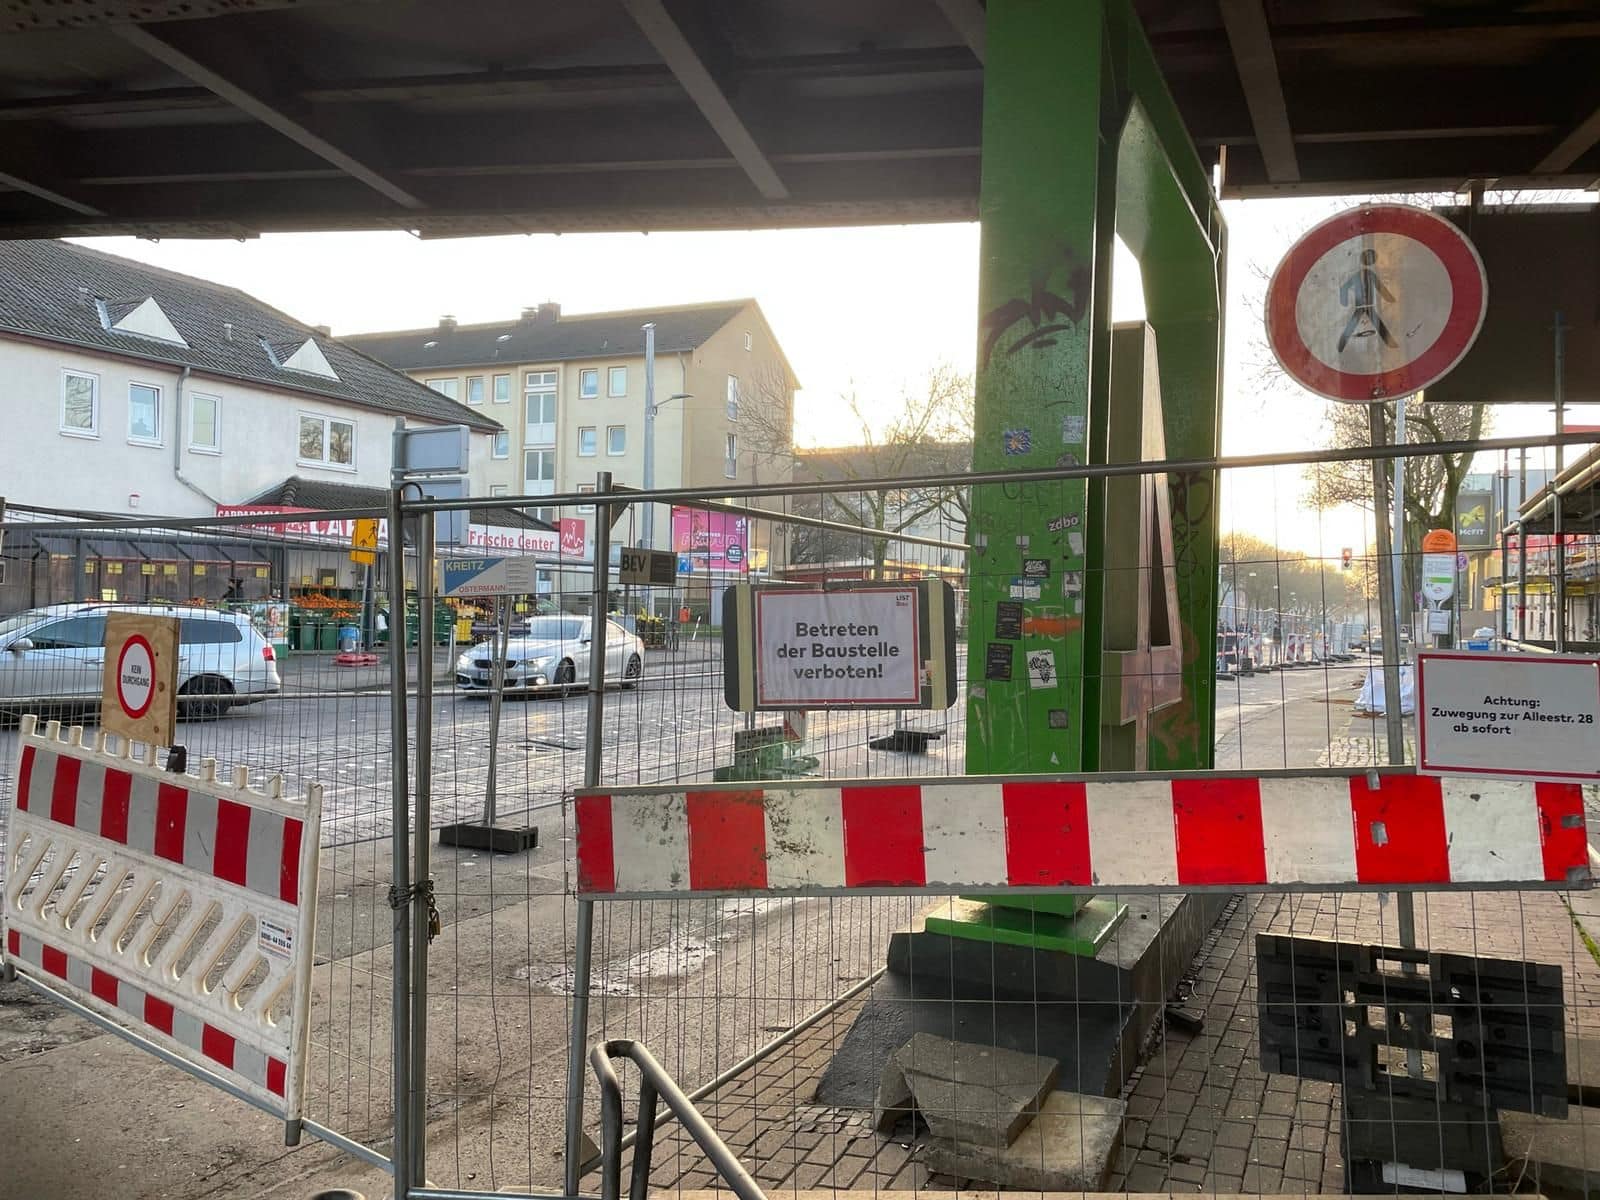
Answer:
xmin=101 ymin=612 xmax=179 ymax=746
xmin=1266 ymin=204 xmax=1488 ymax=403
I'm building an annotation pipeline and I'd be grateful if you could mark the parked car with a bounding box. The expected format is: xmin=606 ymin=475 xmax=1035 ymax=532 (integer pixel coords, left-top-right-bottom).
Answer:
xmin=0 ymin=603 xmax=281 ymax=719
xmin=455 ymin=613 xmax=643 ymax=694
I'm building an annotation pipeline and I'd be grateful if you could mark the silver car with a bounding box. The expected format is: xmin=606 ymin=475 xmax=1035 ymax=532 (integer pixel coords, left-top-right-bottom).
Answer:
xmin=0 ymin=603 xmax=281 ymax=719
xmin=455 ymin=613 xmax=643 ymax=693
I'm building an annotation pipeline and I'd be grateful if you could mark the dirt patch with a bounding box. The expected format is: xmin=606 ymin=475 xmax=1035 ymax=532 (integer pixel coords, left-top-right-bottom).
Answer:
xmin=0 ymin=976 xmax=101 ymax=1064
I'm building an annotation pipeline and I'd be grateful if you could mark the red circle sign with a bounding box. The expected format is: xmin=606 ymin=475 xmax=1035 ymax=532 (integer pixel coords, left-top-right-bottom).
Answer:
xmin=115 ymin=634 xmax=157 ymax=720
xmin=1265 ymin=204 xmax=1487 ymax=403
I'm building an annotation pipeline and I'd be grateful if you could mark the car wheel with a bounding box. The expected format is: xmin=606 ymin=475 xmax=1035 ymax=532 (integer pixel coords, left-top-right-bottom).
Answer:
xmin=622 ymin=654 xmax=642 ymax=689
xmin=179 ymin=675 xmax=234 ymax=721
xmin=554 ymin=659 xmax=576 ymax=691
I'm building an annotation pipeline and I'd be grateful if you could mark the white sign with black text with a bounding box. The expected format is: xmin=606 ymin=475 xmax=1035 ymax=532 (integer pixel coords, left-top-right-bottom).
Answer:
xmin=754 ymin=587 xmax=921 ymax=708
xmin=1417 ymin=651 xmax=1600 ymax=782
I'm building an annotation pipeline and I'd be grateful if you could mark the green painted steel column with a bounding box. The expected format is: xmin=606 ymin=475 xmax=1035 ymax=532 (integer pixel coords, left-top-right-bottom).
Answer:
xmin=965 ymin=0 xmax=1108 ymax=775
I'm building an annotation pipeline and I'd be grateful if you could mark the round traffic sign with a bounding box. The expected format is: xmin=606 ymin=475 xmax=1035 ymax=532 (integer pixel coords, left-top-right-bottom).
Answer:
xmin=1265 ymin=204 xmax=1487 ymax=403
xmin=115 ymin=634 xmax=157 ymax=719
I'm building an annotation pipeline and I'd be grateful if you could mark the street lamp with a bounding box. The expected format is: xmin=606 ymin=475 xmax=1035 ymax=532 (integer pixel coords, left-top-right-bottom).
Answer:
xmin=640 ymin=320 xmax=692 ymax=550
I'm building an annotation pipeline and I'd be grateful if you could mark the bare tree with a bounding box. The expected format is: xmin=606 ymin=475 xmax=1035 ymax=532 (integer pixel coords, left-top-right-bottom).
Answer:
xmin=1303 ymin=396 xmax=1489 ymax=604
xmin=790 ymin=366 xmax=973 ymax=579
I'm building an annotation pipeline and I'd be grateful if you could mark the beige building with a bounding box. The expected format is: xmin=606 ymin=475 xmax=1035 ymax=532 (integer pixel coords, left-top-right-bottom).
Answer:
xmin=345 ymin=301 xmax=797 ymax=572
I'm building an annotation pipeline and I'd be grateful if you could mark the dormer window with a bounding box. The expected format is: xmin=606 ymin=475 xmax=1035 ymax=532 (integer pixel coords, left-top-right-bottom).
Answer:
xmin=97 ymin=295 xmax=188 ymax=347
xmin=264 ymin=336 xmax=340 ymax=380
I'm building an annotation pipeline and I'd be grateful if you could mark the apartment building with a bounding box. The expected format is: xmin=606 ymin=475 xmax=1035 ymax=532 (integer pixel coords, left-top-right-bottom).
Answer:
xmin=344 ymin=300 xmax=798 ymax=566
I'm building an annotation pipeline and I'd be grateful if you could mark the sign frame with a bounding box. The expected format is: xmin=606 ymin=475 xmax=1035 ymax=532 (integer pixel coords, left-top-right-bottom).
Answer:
xmin=617 ymin=547 xmax=676 ymax=587
xmin=100 ymin=612 xmax=179 ymax=746
xmin=1416 ymin=650 xmax=1600 ymax=782
xmin=722 ymin=581 xmax=959 ymax=713
xmin=1265 ymin=204 xmax=1488 ymax=403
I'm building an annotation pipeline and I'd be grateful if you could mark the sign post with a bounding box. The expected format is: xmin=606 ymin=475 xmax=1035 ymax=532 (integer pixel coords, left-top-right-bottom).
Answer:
xmin=1267 ymin=204 xmax=1490 ymax=1076
xmin=100 ymin=612 xmax=179 ymax=747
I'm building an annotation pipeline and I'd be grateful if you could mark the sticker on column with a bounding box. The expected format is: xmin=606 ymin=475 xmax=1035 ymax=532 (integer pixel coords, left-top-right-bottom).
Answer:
xmin=1022 ymin=557 xmax=1050 ymax=579
xmin=1063 ymin=570 xmax=1083 ymax=597
xmin=1061 ymin=413 xmax=1086 ymax=444
xmin=1003 ymin=429 xmax=1032 ymax=455
xmin=1047 ymin=512 xmax=1080 ymax=534
xmin=995 ymin=601 xmax=1023 ymax=640
xmin=1066 ymin=531 xmax=1085 ymax=557
xmin=1008 ymin=577 xmax=1042 ymax=601
xmin=1048 ymin=709 xmax=1070 ymax=729
xmin=985 ymin=643 xmax=1014 ymax=681
xmin=1026 ymin=648 xmax=1058 ymax=689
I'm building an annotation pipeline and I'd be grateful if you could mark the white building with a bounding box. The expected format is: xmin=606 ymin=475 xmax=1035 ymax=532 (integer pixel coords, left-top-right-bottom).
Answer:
xmin=0 ymin=239 xmax=505 ymax=519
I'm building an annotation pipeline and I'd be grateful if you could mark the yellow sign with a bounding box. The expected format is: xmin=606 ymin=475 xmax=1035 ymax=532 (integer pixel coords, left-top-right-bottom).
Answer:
xmin=350 ymin=517 xmax=378 ymax=565
xmin=163 ymin=564 xmax=178 ymax=576
xmin=100 ymin=612 xmax=180 ymax=747
xmin=194 ymin=564 xmax=206 ymax=577
xmin=141 ymin=562 xmax=156 ymax=576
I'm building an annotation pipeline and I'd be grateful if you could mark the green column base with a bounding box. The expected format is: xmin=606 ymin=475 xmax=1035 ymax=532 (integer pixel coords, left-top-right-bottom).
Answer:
xmin=926 ymin=895 xmax=1129 ymax=957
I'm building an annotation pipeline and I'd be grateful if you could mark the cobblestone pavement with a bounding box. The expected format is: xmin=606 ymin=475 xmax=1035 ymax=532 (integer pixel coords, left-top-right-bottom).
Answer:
xmin=635 ymin=885 xmax=1600 ymax=1196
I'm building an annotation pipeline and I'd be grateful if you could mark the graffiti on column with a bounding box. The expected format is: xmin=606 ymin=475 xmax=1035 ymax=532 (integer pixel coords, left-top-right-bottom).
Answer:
xmin=978 ymin=248 xmax=1093 ymax=367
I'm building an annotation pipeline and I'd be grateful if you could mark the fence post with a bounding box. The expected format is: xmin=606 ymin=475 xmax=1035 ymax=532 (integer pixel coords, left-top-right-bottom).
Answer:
xmin=386 ymin=479 xmax=415 ymax=1199
xmin=565 ymin=469 xmax=614 ymax=1195
xmin=411 ymin=505 xmax=436 ymax=1185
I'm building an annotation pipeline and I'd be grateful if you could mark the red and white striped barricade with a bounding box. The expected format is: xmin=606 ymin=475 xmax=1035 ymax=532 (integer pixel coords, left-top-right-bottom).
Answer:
xmin=575 ymin=771 xmax=1591 ymax=897
xmin=2 ymin=716 xmax=321 ymax=1130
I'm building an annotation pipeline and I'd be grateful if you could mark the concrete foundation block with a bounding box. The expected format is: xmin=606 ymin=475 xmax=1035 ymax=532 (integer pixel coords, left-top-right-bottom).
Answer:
xmin=922 ymin=1090 xmax=1126 ymax=1190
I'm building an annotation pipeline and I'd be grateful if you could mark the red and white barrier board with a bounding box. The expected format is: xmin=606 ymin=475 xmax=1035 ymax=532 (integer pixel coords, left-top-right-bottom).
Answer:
xmin=576 ymin=772 xmax=1590 ymax=897
xmin=2 ymin=717 xmax=321 ymax=1121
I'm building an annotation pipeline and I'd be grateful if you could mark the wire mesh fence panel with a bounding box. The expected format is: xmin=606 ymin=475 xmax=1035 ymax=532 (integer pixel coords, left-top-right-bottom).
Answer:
xmin=0 ymin=503 xmax=448 ymax=1161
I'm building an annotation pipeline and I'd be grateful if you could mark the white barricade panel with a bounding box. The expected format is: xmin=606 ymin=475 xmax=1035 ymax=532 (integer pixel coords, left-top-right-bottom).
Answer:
xmin=575 ymin=771 xmax=1592 ymax=897
xmin=1 ymin=717 xmax=321 ymax=1121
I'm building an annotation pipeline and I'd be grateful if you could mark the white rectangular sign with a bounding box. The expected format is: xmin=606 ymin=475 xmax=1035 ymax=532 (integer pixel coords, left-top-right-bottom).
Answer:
xmin=1417 ymin=651 xmax=1600 ymax=781
xmin=754 ymin=587 xmax=921 ymax=707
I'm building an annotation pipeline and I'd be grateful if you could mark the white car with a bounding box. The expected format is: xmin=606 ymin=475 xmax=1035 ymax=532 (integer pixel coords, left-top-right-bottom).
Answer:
xmin=0 ymin=603 xmax=281 ymax=719
xmin=455 ymin=613 xmax=643 ymax=694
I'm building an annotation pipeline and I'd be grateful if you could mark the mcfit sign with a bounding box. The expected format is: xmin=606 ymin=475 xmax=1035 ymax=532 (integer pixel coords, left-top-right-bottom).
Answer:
xmin=1455 ymin=490 xmax=1494 ymax=549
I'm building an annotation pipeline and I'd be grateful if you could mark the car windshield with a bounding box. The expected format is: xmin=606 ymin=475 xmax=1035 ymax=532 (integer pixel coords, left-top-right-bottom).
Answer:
xmin=521 ymin=616 xmax=586 ymax=642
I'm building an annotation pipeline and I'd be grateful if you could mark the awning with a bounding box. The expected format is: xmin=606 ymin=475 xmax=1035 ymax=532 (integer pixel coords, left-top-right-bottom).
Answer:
xmin=34 ymin=536 xmax=81 ymax=559
xmin=89 ymin=539 xmax=147 ymax=562
xmin=176 ymin=541 xmax=239 ymax=565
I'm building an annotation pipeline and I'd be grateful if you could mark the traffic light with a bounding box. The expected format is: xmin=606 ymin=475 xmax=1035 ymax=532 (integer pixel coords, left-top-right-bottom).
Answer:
xmin=1341 ymin=547 xmax=1353 ymax=571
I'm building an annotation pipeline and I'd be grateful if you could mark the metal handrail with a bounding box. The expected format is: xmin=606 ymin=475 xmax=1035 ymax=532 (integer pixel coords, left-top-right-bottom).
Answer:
xmin=589 ymin=1039 xmax=768 ymax=1200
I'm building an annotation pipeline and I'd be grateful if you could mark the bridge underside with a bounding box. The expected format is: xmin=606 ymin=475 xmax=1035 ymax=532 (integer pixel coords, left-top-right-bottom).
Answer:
xmin=0 ymin=0 xmax=1596 ymax=240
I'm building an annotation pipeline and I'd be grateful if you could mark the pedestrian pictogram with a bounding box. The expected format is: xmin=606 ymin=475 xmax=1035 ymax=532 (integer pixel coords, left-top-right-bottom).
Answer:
xmin=100 ymin=612 xmax=179 ymax=745
xmin=1266 ymin=204 xmax=1488 ymax=403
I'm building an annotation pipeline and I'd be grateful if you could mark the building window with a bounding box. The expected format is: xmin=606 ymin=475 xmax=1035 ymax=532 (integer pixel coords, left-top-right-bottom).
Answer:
xmin=579 ymin=368 xmax=599 ymax=399
xmin=128 ymin=382 xmax=162 ymax=444
xmin=524 ymin=449 xmax=556 ymax=495
xmin=578 ymin=483 xmax=596 ymax=513
xmin=578 ymin=426 xmax=597 ymax=457
xmin=608 ymin=366 xmax=627 ymax=397
xmin=490 ymin=484 xmax=509 ymax=497
xmin=189 ymin=393 xmax=220 ymax=452
xmin=525 ymin=371 xmax=557 ymax=446
xmin=492 ymin=431 xmax=510 ymax=459
xmin=61 ymin=370 xmax=98 ymax=437
xmin=466 ymin=375 xmax=485 ymax=405
xmin=493 ymin=373 xmax=511 ymax=403
xmin=606 ymin=425 xmax=627 ymax=456
xmin=744 ymin=331 xmax=753 ymax=351
xmin=726 ymin=374 xmax=740 ymax=421
xmin=725 ymin=433 xmax=738 ymax=478
xmin=300 ymin=413 xmax=356 ymax=468
xmin=426 ymin=378 xmax=459 ymax=400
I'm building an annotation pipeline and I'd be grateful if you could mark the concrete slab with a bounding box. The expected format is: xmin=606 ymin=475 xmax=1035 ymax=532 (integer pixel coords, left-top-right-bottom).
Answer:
xmin=1569 ymin=1036 xmax=1600 ymax=1105
xmin=922 ymin=1089 xmax=1125 ymax=1190
xmin=1502 ymin=1106 xmax=1600 ymax=1198
xmin=877 ymin=1032 xmax=1059 ymax=1148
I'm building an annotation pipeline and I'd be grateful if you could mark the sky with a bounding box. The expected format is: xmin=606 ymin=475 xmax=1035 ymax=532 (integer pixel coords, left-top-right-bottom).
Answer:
xmin=81 ymin=194 xmax=1595 ymax=557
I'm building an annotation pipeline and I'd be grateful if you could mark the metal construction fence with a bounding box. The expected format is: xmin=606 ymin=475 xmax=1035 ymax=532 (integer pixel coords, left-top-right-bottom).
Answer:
xmin=2 ymin=427 xmax=1599 ymax=1199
